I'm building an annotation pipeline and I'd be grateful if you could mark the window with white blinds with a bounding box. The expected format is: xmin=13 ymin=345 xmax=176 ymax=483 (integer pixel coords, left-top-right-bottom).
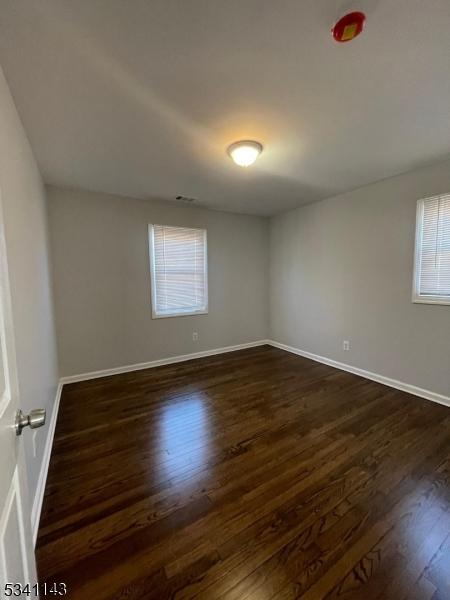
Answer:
xmin=413 ymin=194 xmax=450 ymax=305
xmin=149 ymin=224 xmax=208 ymax=317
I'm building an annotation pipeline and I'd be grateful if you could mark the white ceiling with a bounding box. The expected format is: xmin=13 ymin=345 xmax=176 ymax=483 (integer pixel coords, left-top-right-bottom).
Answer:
xmin=1 ymin=0 xmax=450 ymax=216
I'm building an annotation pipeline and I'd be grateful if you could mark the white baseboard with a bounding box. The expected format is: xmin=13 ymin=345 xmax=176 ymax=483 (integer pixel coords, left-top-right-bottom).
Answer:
xmin=31 ymin=381 xmax=63 ymax=545
xmin=59 ymin=340 xmax=270 ymax=385
xmin=267 ymin=340 xmax=450 ymax=408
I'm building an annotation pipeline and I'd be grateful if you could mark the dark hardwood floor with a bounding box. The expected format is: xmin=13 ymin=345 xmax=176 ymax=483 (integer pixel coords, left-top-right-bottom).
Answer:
xmin=36 ymin=345 xmax=450 ymax=599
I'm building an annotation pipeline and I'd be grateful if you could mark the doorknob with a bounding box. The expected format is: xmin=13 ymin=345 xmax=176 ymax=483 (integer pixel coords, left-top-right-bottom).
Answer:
xmin=15 ymin=409 xmax=46 ymax=436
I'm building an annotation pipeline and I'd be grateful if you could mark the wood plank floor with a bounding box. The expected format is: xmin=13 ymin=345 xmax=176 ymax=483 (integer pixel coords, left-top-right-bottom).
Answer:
xmin=36 ymin=345 xmax=450 ymax=599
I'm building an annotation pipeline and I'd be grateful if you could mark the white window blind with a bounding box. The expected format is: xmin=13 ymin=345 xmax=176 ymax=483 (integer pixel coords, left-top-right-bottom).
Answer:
xmin=413 ymin=194 xmax=450 ymax=304
xmin=149 ymin=224 xmax=208 ymax=317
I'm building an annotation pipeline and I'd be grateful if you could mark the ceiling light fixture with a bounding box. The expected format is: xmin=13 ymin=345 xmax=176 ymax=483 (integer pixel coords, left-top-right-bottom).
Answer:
xmin=227 ymin=140 xmax=263 ymax=167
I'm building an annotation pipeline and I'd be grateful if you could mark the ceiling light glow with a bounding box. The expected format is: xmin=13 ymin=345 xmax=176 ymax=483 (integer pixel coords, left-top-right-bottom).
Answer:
xmin=227 ymin=140 xmax=263 ymax=167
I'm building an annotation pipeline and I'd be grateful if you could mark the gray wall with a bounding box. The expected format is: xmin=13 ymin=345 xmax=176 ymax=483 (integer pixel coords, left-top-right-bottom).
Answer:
xmin=270 ymin=159 xmax=450 ymax=398
xmin=42 ymin=154 xmax=450 ymax=398
xmin=47 ymin=186 xmax=269 ymax=377
xmin=0 ymin=67 xmax=59 ymax=499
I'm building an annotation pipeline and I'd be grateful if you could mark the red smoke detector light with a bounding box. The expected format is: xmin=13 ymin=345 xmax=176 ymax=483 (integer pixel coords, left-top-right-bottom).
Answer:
xmin=332 ymin=11 xmax=366 ymax=43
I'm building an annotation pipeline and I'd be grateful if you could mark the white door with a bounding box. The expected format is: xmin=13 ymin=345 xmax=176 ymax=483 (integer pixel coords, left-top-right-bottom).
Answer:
xmin=0 ymin=191 xmax=37 ymax=597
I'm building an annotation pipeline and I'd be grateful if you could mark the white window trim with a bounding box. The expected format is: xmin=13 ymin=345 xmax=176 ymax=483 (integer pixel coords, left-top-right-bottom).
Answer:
xmin=412 ymin=196 xmax=450 ymax=306
xmin=148 ymin=224 xmax=209 ymax=319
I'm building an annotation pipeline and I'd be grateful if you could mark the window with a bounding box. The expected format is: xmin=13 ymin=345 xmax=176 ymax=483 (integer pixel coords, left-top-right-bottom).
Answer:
xmin=413 ymin=194 xmax=450 ymax=305
xmin=149 ymin=224 xmax=208 ymax=318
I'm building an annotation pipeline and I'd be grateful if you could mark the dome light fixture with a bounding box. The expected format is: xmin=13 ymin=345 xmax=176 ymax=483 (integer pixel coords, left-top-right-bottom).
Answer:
xmin=227 ymin=140 xmax=263 ymax=167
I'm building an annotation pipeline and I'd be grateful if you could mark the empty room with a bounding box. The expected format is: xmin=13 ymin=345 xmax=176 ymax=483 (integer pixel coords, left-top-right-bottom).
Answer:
xmin=1 ymin=1 xmax=450 ymax=598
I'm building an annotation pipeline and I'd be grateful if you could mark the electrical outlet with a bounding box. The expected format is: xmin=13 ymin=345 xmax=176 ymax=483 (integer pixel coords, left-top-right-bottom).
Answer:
xmin=192 ymin=332 xmax=198 ymax=342
xmin=343 ymin=340 xmax=350 ymax=351
xmin=32 ymin=431 xmax=37 ymax=458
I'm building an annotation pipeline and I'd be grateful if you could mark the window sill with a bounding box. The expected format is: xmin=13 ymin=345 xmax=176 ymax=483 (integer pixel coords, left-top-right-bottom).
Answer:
xmin=412 ymin=296 xmax=450 ymax=306
xmin=151 ymin=309 xmax=209 ymax=319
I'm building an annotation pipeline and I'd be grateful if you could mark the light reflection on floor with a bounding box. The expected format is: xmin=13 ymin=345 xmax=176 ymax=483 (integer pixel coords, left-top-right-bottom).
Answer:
xmin=157 ymin=393 xmax=211 ymax=484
